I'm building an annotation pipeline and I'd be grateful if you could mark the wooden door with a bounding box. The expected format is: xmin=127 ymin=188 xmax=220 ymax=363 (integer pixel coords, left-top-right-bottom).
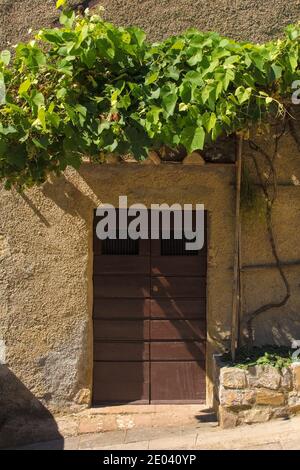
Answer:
xmin=93 ymin=210 xmax=207 ymax=404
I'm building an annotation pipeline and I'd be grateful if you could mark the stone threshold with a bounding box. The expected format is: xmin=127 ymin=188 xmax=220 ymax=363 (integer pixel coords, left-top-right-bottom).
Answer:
xmin=55 ymin=404 xmax=217 ymax=438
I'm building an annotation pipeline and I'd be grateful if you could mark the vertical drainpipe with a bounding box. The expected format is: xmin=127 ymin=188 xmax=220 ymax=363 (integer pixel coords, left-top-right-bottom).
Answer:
xmin=231 ymin=134 xmax=243 ymax=362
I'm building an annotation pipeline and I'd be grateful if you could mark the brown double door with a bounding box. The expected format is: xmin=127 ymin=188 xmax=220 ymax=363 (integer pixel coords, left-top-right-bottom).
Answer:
xmin=93 ymin=211 xmax=207 ymax=404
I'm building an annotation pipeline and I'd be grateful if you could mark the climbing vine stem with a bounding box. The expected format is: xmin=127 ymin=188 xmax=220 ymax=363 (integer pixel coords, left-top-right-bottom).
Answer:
xmin=243 ymin=127 xmax=291 ymax=343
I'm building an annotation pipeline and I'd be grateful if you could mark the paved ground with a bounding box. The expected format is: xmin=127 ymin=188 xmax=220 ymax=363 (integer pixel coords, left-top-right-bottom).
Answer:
xmin=18 ymin=414 xmax=300 ymax=450
xmin=54 ymin=405 xmax=213 ymax=437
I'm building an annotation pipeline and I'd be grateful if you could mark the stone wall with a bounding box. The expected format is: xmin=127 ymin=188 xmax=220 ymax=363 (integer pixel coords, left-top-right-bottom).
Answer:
xmin=217 ymin=360 xmax=300 ymax=428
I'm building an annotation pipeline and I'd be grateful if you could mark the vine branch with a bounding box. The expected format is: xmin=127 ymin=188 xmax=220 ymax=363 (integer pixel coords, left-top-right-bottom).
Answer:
xmin=243 ymin=124 xmax=291 ymax=342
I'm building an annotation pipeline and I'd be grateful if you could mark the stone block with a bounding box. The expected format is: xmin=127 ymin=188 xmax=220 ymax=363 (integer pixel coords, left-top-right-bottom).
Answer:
xmin=281 ymin=368 xmax=293 ymax=391
xmin=78 ymin=417 xmax=103 ymax=435
xmin=271 ymin=407 xmax=290 ymax=419
xmin=243 ymin=407 xmax=272 ymax=424
xmin=182 ymin=151 xmax=205 ymax=165
xmin=105 ymin=153 xmax=121 ymax=164
xmin=255 ymin=389 xmax=285 ymax=406
xmin=141 ymin=150 xmax=161 ymax=165
xmin=74 ymin=388 xmax=91 ymax=406
xmin=218 ymin=406 xmax=238 ymax=428
xmin=291 ymin=363 xmax=300 ymax=392
xmin=219 ymin=387 xmax=255 ymax=407
xmin=121 ymin=153 xmax=138 ymax=163
xmin=248 ymin=365 xmax=281 ymax=390
xmin=220 ymin=367 xmax=247 ymax=389
xmin=56 ymin=417 xmax=79 ymax=437
xmin=288 ymin=392 xmax=300 ymax=413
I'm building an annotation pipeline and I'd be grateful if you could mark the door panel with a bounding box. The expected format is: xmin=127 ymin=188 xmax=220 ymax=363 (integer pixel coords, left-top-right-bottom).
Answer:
xmin=151 ymin=341 xmax=205 ymax=361
xmin=94 ymin=342 xmax=150 ymax=361
xmin=94 ymin=320 xmax=150 ymax=341
xmin=150 ymin=361 xmax=206 ymax=402
xmin=150 ymin=299 xmax=206 ymax=319
xmin=151 ymin=238 xmax=207 ymax=257
xmin=94 ymin=255 xmax=149 ymax=275
xmin=151 ymin=276 xmax=206 ymax=298
xmin=94 ymin=298 xmax=150 ymax=319
xmin=94 ymin=275 xmax=150 ymax=298
xmin=151 ymin=256 xmax=206 ymax=276
xmin=93 ymin=362 xmax=149 ymax=403
xmin=150 ymin=320 xmax=206 ymax=341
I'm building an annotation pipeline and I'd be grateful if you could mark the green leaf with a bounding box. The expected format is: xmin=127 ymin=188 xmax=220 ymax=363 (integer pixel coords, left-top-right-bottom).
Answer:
xmin=32 ymin=136 xmax=49 ymax=149
xmin=56 ymin=0 xmax=67 ymax=8
xmin=118 ymin=94 xmax=131 ymax=110
xmin=0 ymin=50 xmax=11 ymax=65
xmin=47 ymin=112 xmax=61 ymax=129
xmin=171 ymin=40 xmax=185 ymax=50
xmin=0 ymin=124 xmax=17 ymax=135
xmin=59 ymin=10 xmax=75 ymax=28
xmin=215 ymin=80 xmax=223 ymax=99
xmin=184 ymin=71 xmax=203 ymax=86
xmin=271 ymin=64 xmax=282 ymax=80
xmin=235 ymin=86 xmax=252 ymax=104
xmin=145 ymin=71 xmax=159 ymax=85
xmin=181 ymin=126 xmax=205 ymax=152
xmin=251 ymin=53 xmax=265 ymax=71
xmin=179 ymin=103 xmax=188 ymax=112
xmin=202 ymin=86 xmax=212 ymax=104
xmin=224 ymin=69 xmax=235 ymax=90
xmin=7 ymin=145 xmax=26 ymax=168
xmin=34 ymin=49 xmax=46 ymax=67
xmin=150 ymin=88 xmax=160 ymax=100
xmin=161 ymin=91 xmax=178 ymax=117
xmin=0 ymin=72 xmax=5 ymax=104
xmin=97 ymin=38 xmax=115 ymax=59
xmin=190 ymin=126 xmax=205 ymax=151
xmin=205 ymin=113 xmax=217 ymax=133
xmin=32 ymin=92 xmax=45 ymax=107
xmin=187 ymin=50 xmax=203 ymax=66
xmin=82 ymin=48 xmax=96 ymax=68
xmin=18 ymin=78 xmax=31 ymax=95
xmin=129 ymin=27 xmax=146 ymax=47
xmin=165 ymin=66 xmax=180 ymax=80
xmin=146 ymin=106 xmax=162 ymax=124
xmin=38 ymin=107 xmax=47 ymax=130
xmin=56 ymin=88 xmax=67 ymax=99
xmin=289 ymin=54 xmax=298 ymax=71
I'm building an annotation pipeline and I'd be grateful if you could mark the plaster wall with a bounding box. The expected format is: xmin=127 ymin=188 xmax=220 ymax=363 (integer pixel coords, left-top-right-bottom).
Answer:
xmin=0 ymin=164 xmax=234 ymax=413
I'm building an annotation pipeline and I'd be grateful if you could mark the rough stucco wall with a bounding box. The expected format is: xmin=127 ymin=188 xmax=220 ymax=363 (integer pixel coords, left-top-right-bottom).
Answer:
xmin=0 ymin=164 xmax=234 ymax=420
xmin=99 ymin=0 xmax=300 ymax=43
xmin=0 ymin=173 xmax=95 ymax=413
xmin=0 ymin=0 xmax=81 ymax=47
xmin=241 ymin=129 xmax=300 ymax=346
xmin=0 ymin=0 xmax=300 ymax=47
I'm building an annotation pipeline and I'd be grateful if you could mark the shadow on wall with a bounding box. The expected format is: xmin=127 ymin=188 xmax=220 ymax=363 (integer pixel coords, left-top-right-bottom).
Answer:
xmin=0 ymin=366 xmax=63 ymax=449
xmin=42 ymin=173 xmax=96 ymax=225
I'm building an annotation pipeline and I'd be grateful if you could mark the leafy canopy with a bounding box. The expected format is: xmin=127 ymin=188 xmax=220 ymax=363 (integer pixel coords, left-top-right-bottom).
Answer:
xmin=0 ymin=3 xmax=299 ymax=188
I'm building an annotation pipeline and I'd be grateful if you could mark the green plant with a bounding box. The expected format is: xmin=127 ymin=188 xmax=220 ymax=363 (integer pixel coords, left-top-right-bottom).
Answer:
xmin=221 ymin=345 xmax=294 ymax=369
xmin=0 ymin=2 xmax=299 ymax=188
